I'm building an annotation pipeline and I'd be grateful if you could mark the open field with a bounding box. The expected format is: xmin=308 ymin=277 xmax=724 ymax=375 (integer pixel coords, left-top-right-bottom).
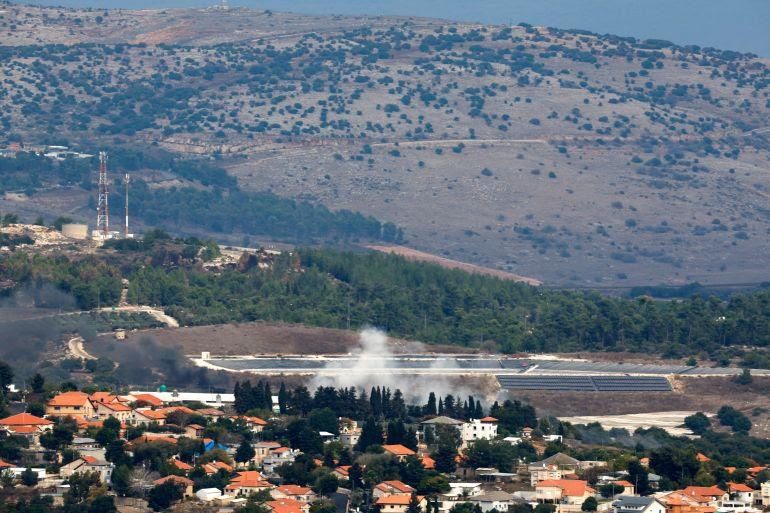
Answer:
xmin=123 ymin=321 xmax=476 ymax=356
xmin=558 ymin=411 xmax=701 ymax=437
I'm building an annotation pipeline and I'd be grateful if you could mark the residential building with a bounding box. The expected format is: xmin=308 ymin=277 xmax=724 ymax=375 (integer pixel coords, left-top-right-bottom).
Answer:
xmin=680 ymin=487 xmax=728 ymax=508
xmin=382 ymin=444 xmax=416 ymax=462
xmin=46 ymin=392 xmax=95 ymax=418
xmin=460 ymin=417 xmax=498 ymax=443
xmin=340 ymin=419 xmax=362 ymax=448
xmin=229 ymin=415 xmax=267 ymax=433
xmin=0 ymin=413 xmax=54 ymax=440
xmin=133 ymin=409 xmax=166 ymax=425
xmin=252 ymin=441 xmax=282 ymax=467
xmin=612 ymin=496 xmax=666 ymax=513
xmin=333 ymin=466 xmax=351 ymax=480
xmin=376 ymin=494 xmax=426 ymax=513
xmin=760 ymin=482 xmax=770 ymax=507
xmin=374 ymin=480 xmax=416 ymax=499
xmin=468 ymin=491 xmax=521 ymax=512
xmin=535 ymin=479 xmax=595 ymax=506
xmin=93 ymin=401 xmax=133 ymax=423
xmin=726 ymin=482 xmax=754 ymax=505
xmin=529 ymin=463 xmax=563 ymax=486
xmin=273 ymin=485 xmax=317 ymax=503
xmin=59 ymin=456 xmax=114 ymax=483
xmin=267 ymin=498 xmax=310 ymax=513
xmin=263 ymin=447 xmax=298 ymax=474
xmin=185 ymin=424 xmax=205 ymax=438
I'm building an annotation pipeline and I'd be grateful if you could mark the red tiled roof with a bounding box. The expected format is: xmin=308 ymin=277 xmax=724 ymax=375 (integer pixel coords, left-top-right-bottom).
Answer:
xmin=276 ymin=485 xmax=313 ymax=495
xmin=382 ymin=444 xmax=415 ymax=456
xmin=334 ymin=466 xmax=350 ymax=476
xmin=197 ymin=408 xmax=224 ymax=416
xmin=132 ymin=394 xmax=164 ymax=407
xmin=97 ymin=402 xmax=133 ymax=412
xmin=421 ymin=457 xmax=435 ymax=469
xmin=48 ymin=392 xmax=91 ymax=407
xmin=170 ymin=459 xmax=194 ymax=471
xmin=479 ymin=416 xmax=498 ymax=422
xmin=615 ymin=480 xmax=633 ymax=487
xmin=0 ymin=459 xmax=12 ymax=468
xmin=232 ymin=471 xmax=265 ymax=481
xmin=267 ymin=499 xmax=304 ymax=513
xmin=376 ymin=495 xmax=424 ymax=505
xmin=683 ymin=486 xmax=726 ymax=498
xmin=696 ymin=453 xmax=711 ymax=463
xmin=378 ymin=480 xmax=415 ymax=493
xmin=226 ymin=479 xmax=272 ymax=490
xmin=0 ymin=413 xmax=53 ymax=426
xmin=136 ymin=409 xmax=166 ymax=420
xmin=6 ymin=426 xmax=39 ymax=434
xmin=727 ymin=482 xmax=754 ymax=493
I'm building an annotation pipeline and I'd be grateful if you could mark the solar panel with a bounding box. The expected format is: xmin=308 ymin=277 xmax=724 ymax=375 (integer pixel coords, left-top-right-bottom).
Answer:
xmin=496 ymin=375 xmax=672 ymax=392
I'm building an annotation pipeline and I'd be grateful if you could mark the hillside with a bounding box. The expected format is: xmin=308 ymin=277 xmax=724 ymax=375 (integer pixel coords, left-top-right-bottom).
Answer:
xmin=0 ymin=4 xmax=769 ymax=286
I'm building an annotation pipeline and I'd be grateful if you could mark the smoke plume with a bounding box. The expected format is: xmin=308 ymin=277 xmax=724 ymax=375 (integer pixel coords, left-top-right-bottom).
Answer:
xmin=309 ymin=327 xmax=498 ymax=405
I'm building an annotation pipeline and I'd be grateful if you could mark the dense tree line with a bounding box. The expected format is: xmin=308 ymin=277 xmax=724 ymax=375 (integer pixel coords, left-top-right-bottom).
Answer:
xmin=3 ymin=247 xmax=770 ymax=358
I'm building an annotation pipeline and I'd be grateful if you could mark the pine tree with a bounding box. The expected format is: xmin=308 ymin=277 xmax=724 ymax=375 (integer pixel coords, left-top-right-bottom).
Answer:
xmin=438 ymin=398 xmax=444 ymax=415
xmin=356 ymin=416 xmax=383 ymax=451
xmin=407 ymin=494 xmax=422 ymax=513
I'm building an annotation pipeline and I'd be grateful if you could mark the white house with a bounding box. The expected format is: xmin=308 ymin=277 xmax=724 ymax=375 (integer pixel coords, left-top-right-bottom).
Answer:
xmin=468 ymin=491 xmax=519 ymax=512
xmin=612 ymin=496 xmax=666 ymax=513
xmin=460 ymin=417 xmax=498 ymax=443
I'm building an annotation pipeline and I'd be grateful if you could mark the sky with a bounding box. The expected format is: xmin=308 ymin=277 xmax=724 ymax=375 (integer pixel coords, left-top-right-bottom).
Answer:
xmin=11 ymin=0 xmax=770 ymax=57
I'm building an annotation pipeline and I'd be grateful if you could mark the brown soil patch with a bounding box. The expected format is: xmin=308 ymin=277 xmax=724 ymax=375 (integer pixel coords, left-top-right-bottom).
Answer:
xmin=128 ymin=321 xmax=478 ymax=356
xmin=366 ymin=245 xmax=542 ymax=286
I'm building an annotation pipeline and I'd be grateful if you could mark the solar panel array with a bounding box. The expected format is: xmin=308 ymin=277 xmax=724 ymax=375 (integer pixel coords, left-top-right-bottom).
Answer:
xmin=506 ymin=360 xmax=690 ymax=374
xmin=496 ymin=375 xmax=672 ymax=392
xmin=496 ymin=375 xmax=596 ymax=391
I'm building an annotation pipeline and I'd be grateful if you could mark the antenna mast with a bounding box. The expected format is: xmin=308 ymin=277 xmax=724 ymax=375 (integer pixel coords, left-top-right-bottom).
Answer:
xmin=97 ymin=151 xmax=109 ymax=237
xmin=124 ymin=173 xmax=130 ymax=237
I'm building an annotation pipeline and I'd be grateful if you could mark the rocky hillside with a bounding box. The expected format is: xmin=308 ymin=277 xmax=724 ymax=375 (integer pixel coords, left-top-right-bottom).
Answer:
xmin=0 ymin=3 xmax=769 ymax=286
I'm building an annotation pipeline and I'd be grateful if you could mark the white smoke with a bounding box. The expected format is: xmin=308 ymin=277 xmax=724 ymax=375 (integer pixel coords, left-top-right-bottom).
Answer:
xmin=309 ymin=327 xmax=499 ymax=406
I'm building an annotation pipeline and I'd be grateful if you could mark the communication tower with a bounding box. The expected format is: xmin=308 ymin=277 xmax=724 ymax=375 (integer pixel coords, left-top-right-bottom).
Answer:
xmin=124 ymin=173 xmax=130 ymax=237
xmin=96 ymin=151 xmax=109 ymax=236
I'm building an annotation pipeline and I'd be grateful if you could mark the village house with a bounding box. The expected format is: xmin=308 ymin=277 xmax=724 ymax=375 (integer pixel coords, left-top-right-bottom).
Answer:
xmin=535 ymin=479 xmax=595 ymax=510
xmin=129 ymin=393 xmax=164 ymax=408
xmin=251 ymin=441 xmax=282 ymax=467
xmin=333 ymin=466 xmax=351 ymax=480
xmin=376 ymin=494 xmax=426 ymax=513
xmin=726 ymin=482 xmax=755 ymax=505
xmin=761 ymin=482 xmax=770 ymax=508
xmin=263 ymin=447 xmax=298 ymax=475
xmin=460 ymin=417 xmax=498 ymax=444
xmin=185 ymin=424 xmax=206 ymax=438
xmin=229 ymin=415 xmax=268 ymax=433
xmin=59 ymin=456 xmax=114 ymax=483
xmin=613 ymin=496 xmax=667 ymax=513
xmin=273 ymin=485 xmax=317 ymax=503
xmin=373 ymin=480 xmax=416 ymax=499
xmin=0 ymin=413 xmax=54 ymax=443
xmin=339 ymin=419 xmax=362 ymax=448
xmin=132 ymin=408 xmax=166 ymax=425
xmin=680 ymin=486 xmax=728 ymax=508
xmin=267 ymin=498 xmax=310 ymax=513
xmin=529 ymin=463 xmax=563 ymax=487
xmin=382 ymin=444 xmax=416 ymax=462
xmin=468 ymin=491 xmax=521 ymax=512
xmin=93 ymin=401 xmax=133 ymax=423
xmin=46 ymin=392 xmax=95 ymax=418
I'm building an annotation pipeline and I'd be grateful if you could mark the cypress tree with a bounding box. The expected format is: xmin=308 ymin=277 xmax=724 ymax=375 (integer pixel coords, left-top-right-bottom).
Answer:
xmin=425 ymin=392 xmax=437 ymax=416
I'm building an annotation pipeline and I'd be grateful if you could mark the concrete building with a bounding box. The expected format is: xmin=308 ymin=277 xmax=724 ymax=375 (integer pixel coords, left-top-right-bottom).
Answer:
xmin=460 ymin=417 xmax=498 ymax=443
xmin=46 ymin=392 xmax=95 ymax=418
xmin=59 ymin=456 xmax=114 ymax=483
xmin=467 ymin=491 xmax=521 ymax=512
xmin=612 ymin=496 xmax=666 ymax=513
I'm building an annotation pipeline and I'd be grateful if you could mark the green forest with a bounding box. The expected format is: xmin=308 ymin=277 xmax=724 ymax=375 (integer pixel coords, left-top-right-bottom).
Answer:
xmin=2 ymin=246 xmax=769 ymax=360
